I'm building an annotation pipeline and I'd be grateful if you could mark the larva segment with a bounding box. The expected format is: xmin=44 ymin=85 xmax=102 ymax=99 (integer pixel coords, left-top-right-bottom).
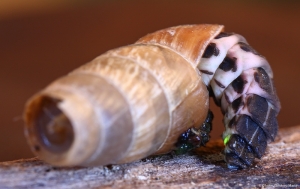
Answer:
xmin=224 ymin=134 xmax=255 ymax=169
xmin=211 ymin=43 xmax=273 ymax=102
xmin=198 ymin=33 xmax=248 ymax=87
xmin=226 ymin=115 xmax=267 ymax=158
xmin=221 ymin=68 xmax=280 ymax=114
xmin=201 ymin=32 xmax=280 ymax=169
xmin=224 ymin=94 xmax=278 ymax=142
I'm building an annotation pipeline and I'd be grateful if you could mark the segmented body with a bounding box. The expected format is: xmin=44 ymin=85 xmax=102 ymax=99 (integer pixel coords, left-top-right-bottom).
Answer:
xmin=198 ymin=32 xmax=280 ymax=169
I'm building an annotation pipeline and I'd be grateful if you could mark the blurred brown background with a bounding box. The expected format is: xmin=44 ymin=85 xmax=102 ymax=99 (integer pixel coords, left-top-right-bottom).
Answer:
xmin=1 ymin=0 xmax=300 ymax=162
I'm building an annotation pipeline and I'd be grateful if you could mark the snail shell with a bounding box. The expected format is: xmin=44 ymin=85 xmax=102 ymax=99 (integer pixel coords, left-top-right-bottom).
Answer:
xmin=24 ymin=25 xmax=222 ymax=167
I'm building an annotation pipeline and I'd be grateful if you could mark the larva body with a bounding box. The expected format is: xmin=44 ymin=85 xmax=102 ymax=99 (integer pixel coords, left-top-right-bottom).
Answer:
xmin=24 ymin=24 xmax=280 ymax=169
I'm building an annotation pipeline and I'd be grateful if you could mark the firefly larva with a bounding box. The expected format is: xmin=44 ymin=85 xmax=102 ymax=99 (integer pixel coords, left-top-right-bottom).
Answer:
xmin=23 ymin=24 xmax=280 ymax=169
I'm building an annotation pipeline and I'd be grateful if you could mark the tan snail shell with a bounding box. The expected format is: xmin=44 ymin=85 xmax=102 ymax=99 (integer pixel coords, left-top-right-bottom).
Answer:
xmin=24 ymin=24 xmax=223 ymax=167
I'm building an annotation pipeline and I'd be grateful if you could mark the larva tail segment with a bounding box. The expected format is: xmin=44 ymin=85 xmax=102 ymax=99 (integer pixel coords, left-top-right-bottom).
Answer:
xmin=228 ymin=115 xmax=268 ymax=159
xmin=224 ymin=134 xmax=255 ymax=169
xmin=174 ymin=110 xmax=213 ymax=155
xmin=199 ymin=32 xmax=280 ymax=169
xmin=224 ymin=93 xmax=278 ymax=142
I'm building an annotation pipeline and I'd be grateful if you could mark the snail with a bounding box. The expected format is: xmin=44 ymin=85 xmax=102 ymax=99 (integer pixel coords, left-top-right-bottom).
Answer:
xmin=23 ymin=24 xmax=280 ymax=169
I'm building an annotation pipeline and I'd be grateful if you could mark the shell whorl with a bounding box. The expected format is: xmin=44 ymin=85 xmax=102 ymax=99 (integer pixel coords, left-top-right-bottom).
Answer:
xmin=23 ymin=25 xmax=223 ymax=166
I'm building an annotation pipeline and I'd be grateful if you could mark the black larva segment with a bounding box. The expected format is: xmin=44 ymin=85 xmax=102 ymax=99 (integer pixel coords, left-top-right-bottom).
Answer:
xmin=254 ymin=67 xmax=273 ymax=94
xmin=214 ymin=79 xmax=225 ymax=88
xmin=202 ymin=43 xmax=220 ymax=58
xmin=246 ymin=94 xmax=268 ymax=126
xmin=225 ymin=134 xmax=255 ymax=169
xmin=215 ymin=32 xmax=234 ymax=39
xmin=204 ymin=110 xmax=214 ymax=126
xmin=200 ymin=70 xmax=214 ymax=75
xmin=246 ymin=94 xmax=278 ymax=141
xmin=262 ymin=108 xmax=278 ymax=141
xmin=238 ymin=42 xmax=261 ymax=56
xmin=225 ymin=152 xmax=247 ymax=169
xmin=232 ymin=75 xmax=247 ymax=94
xmin=234 ymin=115 xmax=267 ymax=158
xmin=207 ymin=86 xmax=214 ymax=97
xmin=219 ymin=56 xmax=237 ymax=72
xmin=231 ymin=96 xmax=243 ymax=113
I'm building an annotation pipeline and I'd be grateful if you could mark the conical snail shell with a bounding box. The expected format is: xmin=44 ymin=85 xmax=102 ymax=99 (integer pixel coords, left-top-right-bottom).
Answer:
xmin=24 ymin=25 xmax=222 ymax=167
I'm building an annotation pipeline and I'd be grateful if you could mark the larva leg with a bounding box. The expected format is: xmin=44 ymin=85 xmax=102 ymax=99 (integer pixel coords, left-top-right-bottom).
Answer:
xmin=200 ymin=32 xmax=280 ymax=169
xmin=174 ymin=110 xmax=213 ymax=155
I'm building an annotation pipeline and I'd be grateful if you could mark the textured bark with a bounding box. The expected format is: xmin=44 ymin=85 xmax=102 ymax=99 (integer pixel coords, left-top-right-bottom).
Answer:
xmin=0 ymin=126 xmax=299 ymax=189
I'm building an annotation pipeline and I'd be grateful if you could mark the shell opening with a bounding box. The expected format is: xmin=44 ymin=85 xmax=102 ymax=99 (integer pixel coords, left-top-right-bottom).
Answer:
xmin=32 ymin=96 xmax=74 ymax=154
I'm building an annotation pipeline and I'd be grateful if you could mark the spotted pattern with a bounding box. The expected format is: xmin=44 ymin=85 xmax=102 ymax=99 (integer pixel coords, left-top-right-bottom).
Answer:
xmin=231 ymin=75 xmax=247 ymax=94
xmin=199 ymin=32 xmax=280 ymax=169
xmin=202 ymin=43 xmax=219 ymax=58
xmin=219 ymin=56 xmax=237 ymax=72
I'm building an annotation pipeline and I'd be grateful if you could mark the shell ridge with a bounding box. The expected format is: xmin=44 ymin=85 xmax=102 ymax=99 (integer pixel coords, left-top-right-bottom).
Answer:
xmin=69 ymin=71 xmax=136 ymax=164
xmin=103 ymin=53 xmax=173 ymax=152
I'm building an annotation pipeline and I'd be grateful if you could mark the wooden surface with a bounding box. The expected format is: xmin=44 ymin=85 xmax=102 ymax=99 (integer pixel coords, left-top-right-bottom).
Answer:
xmin=0 ymin=126 xmax=299 ymax=189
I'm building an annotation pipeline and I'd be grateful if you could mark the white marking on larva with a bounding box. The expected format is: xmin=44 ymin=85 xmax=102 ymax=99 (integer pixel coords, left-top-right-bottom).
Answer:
xmin=249 ymin=127 xmax=259 ymax=144
xmin=237 ymin=142 xmax=246 ymax=158
xmin=263 ymin=105 xmax=271 ymax=127
xmin=167 ymin=29 xmax=176 ymax=36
